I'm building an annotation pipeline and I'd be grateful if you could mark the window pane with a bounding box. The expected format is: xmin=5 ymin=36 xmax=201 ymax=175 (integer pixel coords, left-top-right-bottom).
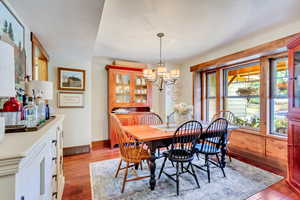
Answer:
xmin=271 ymin=98 xmax=288 ymax=135
xmin=226 ymin=63 xmax=260 ymax=97
xmin=207 ymin=73 xmax=216 ymax=97
xmin=225 ymin=97 xmax=260 ymax=129
xmin=207 ymin=98 xmax=216 ymax=121
xmin=271 ymin=58 xmax=288 ymax=96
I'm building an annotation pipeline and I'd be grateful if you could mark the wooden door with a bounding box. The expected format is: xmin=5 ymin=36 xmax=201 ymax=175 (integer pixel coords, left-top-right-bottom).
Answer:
xmin=287 ymin=120 xmax=300 ymax=193
xmin=288 ymin=46 xmax=300 ymax=114
xmin=287 ymin=34 xmax=300 ymax=194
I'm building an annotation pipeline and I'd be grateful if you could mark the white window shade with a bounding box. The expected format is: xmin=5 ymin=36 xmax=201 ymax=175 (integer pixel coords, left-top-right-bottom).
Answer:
xmin=0 ymin=40 xmax=15 ymax=97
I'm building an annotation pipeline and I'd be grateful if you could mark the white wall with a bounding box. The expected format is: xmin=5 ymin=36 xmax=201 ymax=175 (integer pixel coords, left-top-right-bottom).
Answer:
xmin=48 ymin=61 xmax=92 ymax=147
xmin=91 ymin=57 xmax=112 ymax=141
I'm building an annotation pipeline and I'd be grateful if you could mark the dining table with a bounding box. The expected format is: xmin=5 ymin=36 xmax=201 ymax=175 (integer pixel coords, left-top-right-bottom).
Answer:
xmin=122 ymin=121 xmax=239 ymax=190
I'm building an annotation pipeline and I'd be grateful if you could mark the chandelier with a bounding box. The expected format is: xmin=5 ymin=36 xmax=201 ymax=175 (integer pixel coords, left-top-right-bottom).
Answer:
xmin=143 ymin=33 xmax=180 ymax=91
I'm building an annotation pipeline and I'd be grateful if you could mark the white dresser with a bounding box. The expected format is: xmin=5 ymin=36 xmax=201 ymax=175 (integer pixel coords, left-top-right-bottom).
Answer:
xmin=0 ymin=115 xmax=65 ymax=200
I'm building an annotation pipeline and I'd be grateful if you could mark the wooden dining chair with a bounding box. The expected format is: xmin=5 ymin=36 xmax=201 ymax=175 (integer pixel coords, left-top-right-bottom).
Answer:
xmin=158 ymin=120 xmax=202 ymax=196
xmin=138 ymin=113 xmax=168 ymax=158
xmin=110 ymin=114 xmax=150 ymax=193
xmin=138 ymin=112 xmax=163 ymax=125
xmin=193 ymin=118 xmax=228 ymax=183
xmin=212 ymin=110 xmax=235 ymax=162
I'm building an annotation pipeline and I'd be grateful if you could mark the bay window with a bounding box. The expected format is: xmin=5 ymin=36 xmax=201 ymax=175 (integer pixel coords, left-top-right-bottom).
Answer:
xmin=270 ymin=57 xmax=288 ymax=135
xmin=224 ymin=63 xmax=260 ymax=129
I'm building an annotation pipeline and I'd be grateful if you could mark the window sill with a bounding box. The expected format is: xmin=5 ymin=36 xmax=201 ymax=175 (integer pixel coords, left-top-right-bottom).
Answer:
xmin=231 ymin=128 xmax=288 ymax=141
xmin=233 ymin=128 xmax=262 ymax=136
xmin=266 ymin=134 xmax=287 ymax=141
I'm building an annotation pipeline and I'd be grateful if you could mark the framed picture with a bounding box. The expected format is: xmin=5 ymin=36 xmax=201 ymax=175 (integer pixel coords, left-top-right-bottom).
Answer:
xmin=0 ymin=0 xmax=26 ymax=90
xmin=58 ymin=92 xmax=84 ymax=108
xmin=58 ymin=67 xmax=85 ymax=91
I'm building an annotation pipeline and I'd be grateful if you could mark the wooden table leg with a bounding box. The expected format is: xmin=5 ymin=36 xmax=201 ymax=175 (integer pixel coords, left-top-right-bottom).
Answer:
xmin=148 ymin=143 xmax=156 ymax=190
xmin=221 ymin=145 xmax=226 ymax=168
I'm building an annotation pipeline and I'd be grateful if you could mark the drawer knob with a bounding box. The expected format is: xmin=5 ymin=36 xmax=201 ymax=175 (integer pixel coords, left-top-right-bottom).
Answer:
xmin=52 ymin=192 xmax=58 ymax=198
xmin=52 ymin=140 xmax=57 ymax=146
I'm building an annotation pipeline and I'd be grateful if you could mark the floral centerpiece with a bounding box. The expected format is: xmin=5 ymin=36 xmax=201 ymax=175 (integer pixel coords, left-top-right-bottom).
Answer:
xmin=173 ymin=103 xmax=193 ymax=125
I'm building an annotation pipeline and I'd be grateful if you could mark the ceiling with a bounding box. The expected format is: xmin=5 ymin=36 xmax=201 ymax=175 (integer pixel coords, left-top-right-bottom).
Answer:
xmin=7 ymin=0 xmax=300 ymax=66
xmin=94 ymin=0 xmax=300 ymax=64
xmin=9 ymin=0 xmax=105 ymax=64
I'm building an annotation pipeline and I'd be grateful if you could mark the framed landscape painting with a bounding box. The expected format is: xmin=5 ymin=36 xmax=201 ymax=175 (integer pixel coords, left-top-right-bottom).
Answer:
xmin=58 ymin=67 xmax=86 ymax=91
xmin=0 ymin=0 xmax=26 ymax=90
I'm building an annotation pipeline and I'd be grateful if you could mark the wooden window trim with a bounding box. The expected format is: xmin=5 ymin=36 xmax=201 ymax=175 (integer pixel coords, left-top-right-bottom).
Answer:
xmin=190 ymin=33 xmax=299 ymax=72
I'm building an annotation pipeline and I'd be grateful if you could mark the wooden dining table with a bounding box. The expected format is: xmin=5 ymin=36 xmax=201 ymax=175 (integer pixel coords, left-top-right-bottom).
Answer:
xmin=122 ymin=122 xmax=239 ymax=190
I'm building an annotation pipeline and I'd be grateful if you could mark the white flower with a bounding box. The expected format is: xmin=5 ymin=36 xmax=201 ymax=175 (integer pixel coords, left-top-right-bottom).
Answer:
xmin=174 ymin=103 xmax=193 ymax=115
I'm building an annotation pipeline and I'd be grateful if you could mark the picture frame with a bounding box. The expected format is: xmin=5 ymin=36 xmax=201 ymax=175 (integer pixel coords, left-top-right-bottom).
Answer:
xmin=58 ymin=92 xmax=84 ymax=108
xmin=58 ymin=67 xmax=86 ymax=91
xmin=0 ymin=0 xmax=26 ymax=90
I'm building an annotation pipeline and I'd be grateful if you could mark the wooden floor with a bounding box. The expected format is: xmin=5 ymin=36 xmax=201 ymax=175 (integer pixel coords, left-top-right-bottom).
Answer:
xmin=62 ymin=146 xmax=300 ymax=200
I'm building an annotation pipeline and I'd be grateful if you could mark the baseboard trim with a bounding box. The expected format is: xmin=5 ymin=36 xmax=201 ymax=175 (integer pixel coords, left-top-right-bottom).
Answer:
xmin=63 ymin=145 xmax=91 ymax=156
xmin=92 ymin=140 xmax=110 ymax=149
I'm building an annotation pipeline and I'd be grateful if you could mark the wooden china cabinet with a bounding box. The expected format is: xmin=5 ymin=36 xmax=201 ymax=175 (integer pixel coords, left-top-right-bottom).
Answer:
xmin=106 ymin=65 xmax=152 ymax=148
xmin=287 ymin=34 xmax=300 ymax=194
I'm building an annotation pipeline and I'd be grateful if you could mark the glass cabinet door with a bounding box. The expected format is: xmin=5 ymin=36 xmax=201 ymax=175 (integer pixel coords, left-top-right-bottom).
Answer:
xmin=293 ymin=50 xmax=300 ymax=108
xmin=115 ymin=73 xmax=131 ymax=103
xmin=134 ymin=76 xmax=148 ymax=104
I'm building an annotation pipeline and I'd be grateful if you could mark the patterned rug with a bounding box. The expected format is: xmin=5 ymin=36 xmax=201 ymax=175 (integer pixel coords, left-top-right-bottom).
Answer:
xmin=90 ymin=157 xmax=282 ymax=200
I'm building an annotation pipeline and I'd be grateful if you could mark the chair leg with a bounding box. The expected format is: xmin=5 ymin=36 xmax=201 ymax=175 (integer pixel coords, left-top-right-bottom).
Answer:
xmin=228 ymin=154 xmax=232 ymax=162
xmin=196 ymin=152 xmax=200 ymax=160
xmin=158 ymin=156 xmax=168 ymax=179
xmin=216 ymin=154 xmax=226 ymax=177
xmin=205 ymin=155 xmax=210 ymax=183
xmin=115 ymin=159 xmax=122 ymax=178
xmin=140 ymin=161 xmax=143 ymax=170
xmin=121 ymin=162 xmax=129 ymax=193
xmin=181 ymin=162 xmax=184 ymax=173
xmin=176 ymin=162 xmax=180 ymax=196
xmin=190 ymin=161 xmax=200 ymax=188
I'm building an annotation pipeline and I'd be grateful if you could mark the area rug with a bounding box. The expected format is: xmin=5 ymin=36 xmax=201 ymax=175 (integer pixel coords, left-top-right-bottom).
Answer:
xmin=90 ymin=157 xmax=282 ymax=200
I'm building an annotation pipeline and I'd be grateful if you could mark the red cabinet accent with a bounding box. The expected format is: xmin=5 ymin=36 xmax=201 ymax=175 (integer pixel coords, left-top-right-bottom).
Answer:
xmin=287 ymin=34 xmax=300 ymax=194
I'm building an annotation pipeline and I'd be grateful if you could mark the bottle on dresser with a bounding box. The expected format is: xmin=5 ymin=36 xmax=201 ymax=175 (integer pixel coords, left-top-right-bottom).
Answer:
xmin=23 ymin=97 xmax=38 ymax=128
xmin=36 ymin=97 xmax=46 ymax=124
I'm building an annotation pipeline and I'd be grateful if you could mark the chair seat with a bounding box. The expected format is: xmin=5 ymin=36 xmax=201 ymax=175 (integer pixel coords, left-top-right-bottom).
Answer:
xmin=165 ymin=149 xmax=194 ymax=162
xmin=122 ymin=147 xmax=150 ymax=163
xmin=194 ymin=143 xmax=220 ymax=154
